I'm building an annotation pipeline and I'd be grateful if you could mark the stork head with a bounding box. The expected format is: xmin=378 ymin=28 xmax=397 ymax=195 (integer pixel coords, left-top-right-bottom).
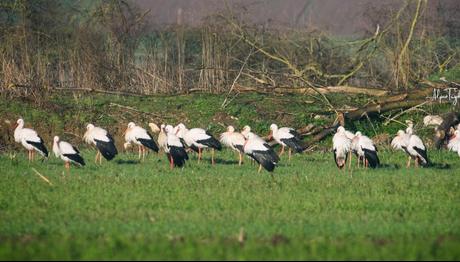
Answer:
xmin=175 ymin=123 xmax=187 ymax=137
xmin=227 ymin=125 xmax=235 ymax=132
xmin=148 ymin=123 xmax=160 ymax=133
xmin=14 ymin=118 xmax=24 ymax=129
xmin=176 ymin=123 xmax=186 ymax=130
xmin=337 ymin=126 xmax=345 ymax=133
xmin=397 ymin=130 xmax=405 ymax=137
xmin=53 ymin=136 xmax=60 ymax=142
xmin=268 ymin=124 xmax=278 ymax=138
xmin=164 ymin=125 xmax=174 ymax=134
xmin=127 ymin=122 xmax=136 ymax=128
xmin=86 ymin=124 xmax=95 ymax=130
xmin=246 ymin=132 xmax=255 ymax=140
xmin=355 ymin=131 xmax=362 ymax=137
xmin=242 ymin=125 xmax=251 ymax=132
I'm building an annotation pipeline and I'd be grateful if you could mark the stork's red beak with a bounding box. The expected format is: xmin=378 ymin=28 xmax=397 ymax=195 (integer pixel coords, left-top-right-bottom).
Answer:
xmin=267 ymin=130 xmax=273 ymax=140
xmin=13 ymin=123 xmax=18 ymax=129
xmin=175 ymin=128 xmax=180 ymax=136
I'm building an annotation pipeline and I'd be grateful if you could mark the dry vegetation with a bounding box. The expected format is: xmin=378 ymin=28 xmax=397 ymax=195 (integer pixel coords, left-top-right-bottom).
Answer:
xmin=0 ymin=0 xmax=459 ymax=98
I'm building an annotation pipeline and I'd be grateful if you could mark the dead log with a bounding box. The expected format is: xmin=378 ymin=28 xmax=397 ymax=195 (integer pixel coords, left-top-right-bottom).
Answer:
xmin=52 ymin=87 xmax=145 ymax=97
xmin=345 ymin=99 xmax=428 ymax=120
xmin=298 ymin=87 xmax=440 ymax=149
xmin=235 ymin=84 xmax=389 ymax=96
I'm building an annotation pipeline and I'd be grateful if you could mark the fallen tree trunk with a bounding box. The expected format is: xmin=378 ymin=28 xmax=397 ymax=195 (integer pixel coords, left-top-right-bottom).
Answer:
xmin=296 ymin=86 xmax=442 ymax=149
xmin=235 ymin=84 xmax=389 ymax=96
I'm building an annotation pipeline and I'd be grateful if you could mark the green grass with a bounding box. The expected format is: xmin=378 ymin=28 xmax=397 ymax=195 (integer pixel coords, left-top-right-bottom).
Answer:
xmin=0 ymin=92 xmax=454 ymax=155
xmin=0 ymin=149 xmax=459 ymax=260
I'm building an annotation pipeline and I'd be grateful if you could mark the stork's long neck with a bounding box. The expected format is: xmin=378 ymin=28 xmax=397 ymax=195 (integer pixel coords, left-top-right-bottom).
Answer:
xmin=53 ymin=141 xmax=61 ymax=158
xmin=13 ymin=122 xmax=23 ymax=142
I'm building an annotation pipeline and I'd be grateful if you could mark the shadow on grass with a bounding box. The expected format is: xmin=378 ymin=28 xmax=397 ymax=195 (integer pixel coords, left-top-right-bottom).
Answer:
xmin=115 ymin=159 xmax=140 ymax=165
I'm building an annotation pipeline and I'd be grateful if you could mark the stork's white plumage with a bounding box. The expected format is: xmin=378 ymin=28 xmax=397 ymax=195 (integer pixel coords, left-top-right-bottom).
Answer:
xmin=83 ymin=123 xmax=118 ymax=164
xmin=269 ymin=124 xmax=304 ymax=161
xmin=351 ymin=131 xmax=380 ymax=168
xmin=391 ymin=129 xmax=430 ymax=167
xmin=175 ymin=123 xmax=222 ymax=165
xmin=53 ymin=136 xmax=85 ymax=170
xmin=164 ymin=125 xmax=188 ymax=169
xmin=448 ymin=130 xmax=460 ymax=156
xmin=124 ymin=122 xmax=158 ymax=161
xmin=244 ymin=132 xmax=280 ymax=172
xmin=332 ymin=126 xmax=351 ymax=169
xmin=240 ymin=125 xmax=258 ymax=165
xmin=241 ymin=125 xmax=253 ymax=139
xmin=220 ymin=125 xmax=246 ymax=165
xmin=391 ymin=130 xmax=409 ymax=151
xmin=405 ymin=120 xmax=414 ymax=135
xmin=149 ymin=123 xmax=167 ymax=153
xmin=14 ymin=118 xmax=48 ymax=161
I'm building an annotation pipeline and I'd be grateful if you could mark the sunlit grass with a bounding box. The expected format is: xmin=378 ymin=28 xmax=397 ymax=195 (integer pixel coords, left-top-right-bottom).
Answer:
xmin=0 ymin=148 xmax=459 ymax=260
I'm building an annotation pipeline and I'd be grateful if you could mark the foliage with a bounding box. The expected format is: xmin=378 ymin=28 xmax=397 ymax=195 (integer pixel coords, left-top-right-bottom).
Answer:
xmin=0 ymin=0 xmax=459 ymax=97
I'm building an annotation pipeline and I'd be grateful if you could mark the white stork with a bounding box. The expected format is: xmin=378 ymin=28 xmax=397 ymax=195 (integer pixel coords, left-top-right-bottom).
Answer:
xmin=244 ymin=132 xmax=280 ymax=173
xmin=391 ymin=129 xmax=430 ymax=167
xmin=269 ymin=124 xmax=304 ymax=161
xmin=220 ymin=125 xmax=246 ymax=165
xmin=341 ymin=127 xmax=357 ymax=168
xmin=351 ymin=131 xmax=380 ymax=168
xmin=52 ymin=136 xmax=85 ymax=170
xmin=241 ymin=125 xmax=253 ymax=139
xmin=149 ymin=123 xmax=167 ymax=153
xmin=332 ymin=126 xmax=351 ymax=169
xmin=14 ymin=118 xmax=49 ymax=161
xmin=164 ymin=125 xmax=189 ymax=169
xmin=240 ymin=125 xmax=258 ymax=165
xmin=405 ymin=120 xmax=414 ymax=135
xmin=83 ymin=124 xmax=118 ymax=164
xmin=447 ymin=130 xmax=460 ymax=156
xmin=124 ymin=122 xmax=159 ymax=161
xmin=175 ymin=123 xmax=222 ymax=165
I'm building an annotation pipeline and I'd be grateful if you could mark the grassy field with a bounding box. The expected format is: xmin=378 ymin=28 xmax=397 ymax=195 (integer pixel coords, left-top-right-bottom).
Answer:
xmin=0 ymin=147 xmax=459 ymax=260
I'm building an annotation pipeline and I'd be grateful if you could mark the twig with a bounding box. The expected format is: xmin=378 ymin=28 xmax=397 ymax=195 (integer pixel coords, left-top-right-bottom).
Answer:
xmin=380 ymin=113 xmax=406 ymax=127
xmin=221 ymin=49 xmax=253 ymax=109
xmin=31 ymin=168 xmax=53 ymax=186
xmin=108 ymin=102 xmax=172 ymax=119
xmin=363 ymin=112 xmax=378 ymax=137
xmin=383 ymin=101 xmax=429 ymax=126
xmin=52 ymin=87 xmax=145 ymax=97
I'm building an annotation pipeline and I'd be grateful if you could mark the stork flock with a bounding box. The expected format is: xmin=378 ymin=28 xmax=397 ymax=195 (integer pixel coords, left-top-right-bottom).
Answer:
xmin=12 ymin=118 xmax=304 ymax=173
xmin=12 ymin=117 xmax=460 ymax=173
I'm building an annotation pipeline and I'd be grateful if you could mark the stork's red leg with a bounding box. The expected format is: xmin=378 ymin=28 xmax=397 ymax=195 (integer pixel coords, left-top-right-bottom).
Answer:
xmin=279 ymin=145 xmax=285 ymax=156
xmin=211 ymin=149 xmax=215 ymax=165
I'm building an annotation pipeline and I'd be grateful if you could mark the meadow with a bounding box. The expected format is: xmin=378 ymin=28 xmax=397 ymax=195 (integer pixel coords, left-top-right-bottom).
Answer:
xmin=0 ymin=148 xmax=459 ymax=260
